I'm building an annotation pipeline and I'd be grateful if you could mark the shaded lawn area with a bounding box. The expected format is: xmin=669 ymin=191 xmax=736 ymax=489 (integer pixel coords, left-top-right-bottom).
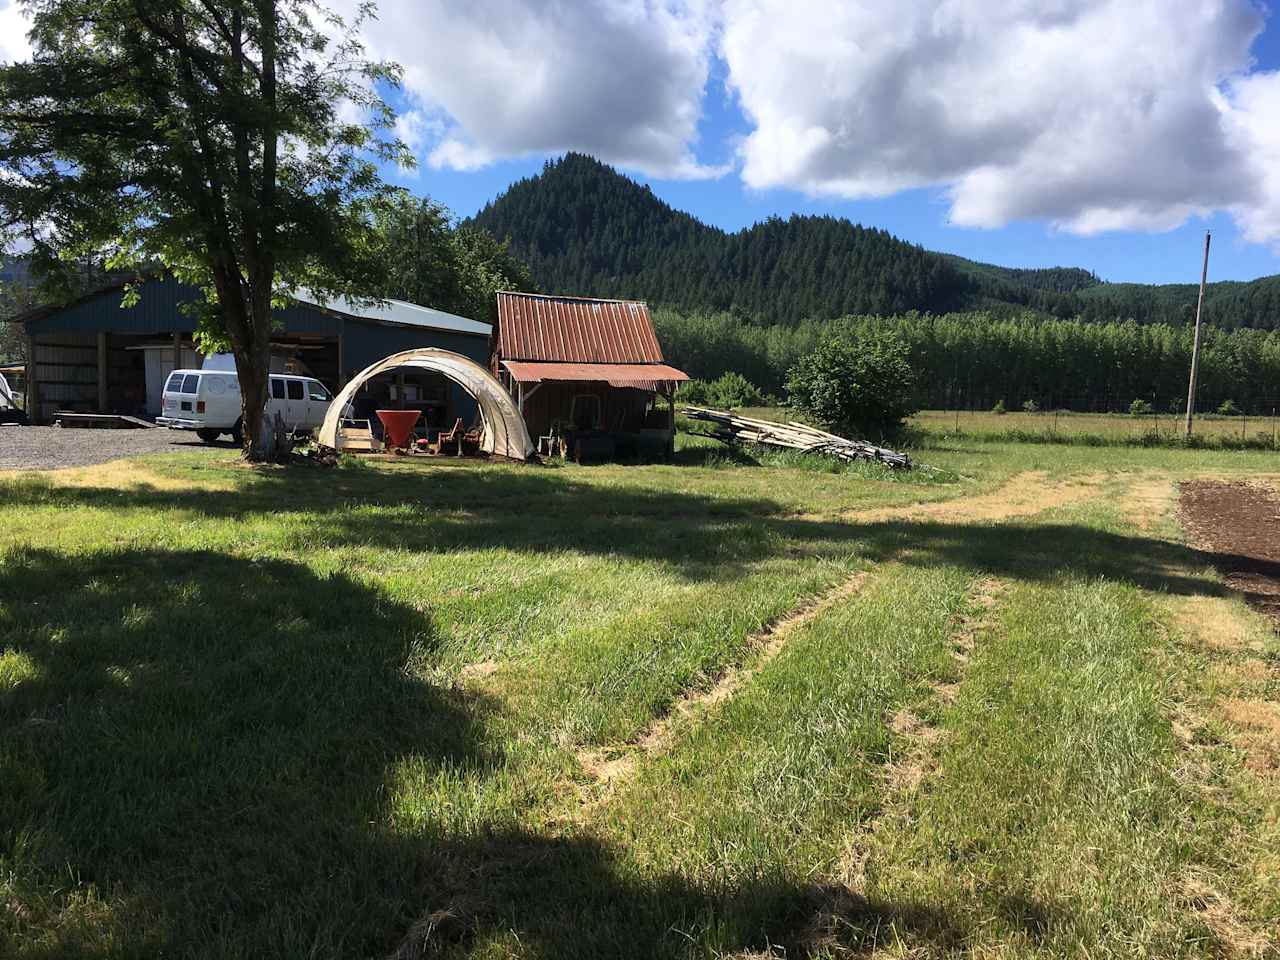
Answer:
xmin=0 ymin=445 xmax=1277 ymax=957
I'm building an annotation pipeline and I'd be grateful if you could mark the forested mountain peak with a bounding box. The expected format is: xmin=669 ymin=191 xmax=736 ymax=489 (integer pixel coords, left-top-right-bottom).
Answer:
xmin=467 ymin=153 xmax=1280 ymax=329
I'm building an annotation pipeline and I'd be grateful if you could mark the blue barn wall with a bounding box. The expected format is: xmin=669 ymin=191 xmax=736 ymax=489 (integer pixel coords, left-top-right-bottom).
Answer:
xmin=24 ymin=276 xmax=492 ymax=425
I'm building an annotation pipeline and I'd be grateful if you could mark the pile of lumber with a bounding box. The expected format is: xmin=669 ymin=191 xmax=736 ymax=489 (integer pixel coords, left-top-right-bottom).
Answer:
xmin=683 ymin=406 xmax=912 ymax=469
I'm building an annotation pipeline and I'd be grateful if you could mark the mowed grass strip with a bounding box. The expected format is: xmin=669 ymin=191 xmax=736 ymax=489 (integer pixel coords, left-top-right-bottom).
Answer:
xmin=410 ymin=565 xmax=971 ymax=958
xmin=0 ymin=454 xmax=885 ymax=958
xmin=858 ymin=576 xmax=1254 ymax=958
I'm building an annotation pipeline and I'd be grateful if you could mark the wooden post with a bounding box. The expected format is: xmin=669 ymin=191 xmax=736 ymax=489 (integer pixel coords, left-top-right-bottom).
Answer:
xmin=25 ymin=332 xmax=38 ymax=422
xmin=96 ymin=331 xmax=108 ymax=412
xmin=1185 ymin=231 xmax=1211 ymax=438
xmin=172 ymin=331 xmax=181 ymax=373
xmin=336 ymin=325 xmax=346 ymax=387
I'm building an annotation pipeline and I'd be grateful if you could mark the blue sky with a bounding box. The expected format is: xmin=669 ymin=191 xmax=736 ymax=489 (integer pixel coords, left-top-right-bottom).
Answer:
xmin=8 ymin=0 xmax=1277 ymax=285
xmin=361 ymin=1 xmax=1280 ymax=286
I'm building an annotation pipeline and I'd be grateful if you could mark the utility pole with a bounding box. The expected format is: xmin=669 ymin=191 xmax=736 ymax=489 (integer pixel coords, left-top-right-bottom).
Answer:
xmin=1184 ymin=230 xmax=1211 ymax=439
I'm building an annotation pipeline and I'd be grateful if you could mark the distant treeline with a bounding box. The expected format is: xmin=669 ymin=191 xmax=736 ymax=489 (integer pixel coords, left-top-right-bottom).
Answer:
xmin=654 ymin=310 xmax=1280 ymax=415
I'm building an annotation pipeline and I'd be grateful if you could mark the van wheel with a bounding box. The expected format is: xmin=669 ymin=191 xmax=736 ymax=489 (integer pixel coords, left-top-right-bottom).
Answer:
xmin=196 ymin=428 xmax=221 ymax=443
xmin=230 ymin=419 xmax=243 ymax=446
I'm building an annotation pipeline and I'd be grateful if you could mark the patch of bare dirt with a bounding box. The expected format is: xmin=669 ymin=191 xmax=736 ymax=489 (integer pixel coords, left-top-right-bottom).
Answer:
xmin=1122 ymin=475 xmax=1177 ymax=532
xmin=844 ymin=471 xmax=1106 ymax=526
xmin=458 ymin=660 xmax=499 ymax=683
xmin=577 ymin=571 xmax=872 ymax=786
xmin=1182 ymin=872 xmax=1276 ymax=958
xmin=1180 ymin=480 xmax=1280 ymax=629
xmin=1171 ymin=596 xmax=1265 ymax=654
xmin=1220 ymin=699 xmax=1280 ymax=776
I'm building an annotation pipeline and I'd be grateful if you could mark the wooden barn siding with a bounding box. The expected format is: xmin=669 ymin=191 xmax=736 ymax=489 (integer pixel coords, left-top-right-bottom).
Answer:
xmin=31 ymin=334 xmax=97 ymax=422
xmin=519 ymin=382 xmax=652 ymax=438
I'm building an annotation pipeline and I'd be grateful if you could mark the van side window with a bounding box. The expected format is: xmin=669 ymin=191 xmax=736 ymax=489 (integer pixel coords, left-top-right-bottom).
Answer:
xmin=270 ymin=378 xmax=285 ymax=400
xmin=308 ymin=380 xmax=331 ymax=401
xmin=286 ymin=379 xmax=304 ymax=400
xmin=165 ymin=372 xmax=185 ymax=392
xmin=181 ymin=374 xmax=200 ymax=394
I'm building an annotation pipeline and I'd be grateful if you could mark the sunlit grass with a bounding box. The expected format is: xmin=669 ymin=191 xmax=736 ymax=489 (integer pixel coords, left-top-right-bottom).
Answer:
xmin=0 ymin=440 xmax=1277 ymax=957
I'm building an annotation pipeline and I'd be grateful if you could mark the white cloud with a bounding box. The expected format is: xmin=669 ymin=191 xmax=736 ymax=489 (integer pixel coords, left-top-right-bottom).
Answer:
xmin=8 ymin=0 xmax=1280 ymax=245
xmin=0 ymin=0 xmax=31 ymax=63
xmin=720 ymin=0 xmax=1278 ymax=239
xmin=349 ymin=0 xmax=725 ymax=179
xmin=1220 ymin=68 xmax=1280 ymax=244
xmin=427 ymin=135 xmax=494 ymax=172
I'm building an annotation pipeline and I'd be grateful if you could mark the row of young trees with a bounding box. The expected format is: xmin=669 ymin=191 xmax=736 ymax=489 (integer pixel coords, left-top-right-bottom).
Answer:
xmin=654 ymin=310 xmax=1280 ymax=415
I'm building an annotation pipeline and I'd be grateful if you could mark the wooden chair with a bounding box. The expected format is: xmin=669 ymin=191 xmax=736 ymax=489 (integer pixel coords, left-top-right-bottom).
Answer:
xmin=460 ymin=420 xmax=485 ymax=456
xmin=430 ymin=418 xmax=464 ymax=456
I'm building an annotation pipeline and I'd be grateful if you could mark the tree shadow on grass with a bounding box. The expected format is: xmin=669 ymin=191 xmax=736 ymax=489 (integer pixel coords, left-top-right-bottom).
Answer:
xmin=0 ymin=547 xmax=502 ymax=958
xmin=0 ymin=546 xmax=1043 ymax=960
xmin=819 ymin=517 xmax=1251 ymax=599
xmin=0 ymin=478 xmax=1234 ymax=957
xmin=0 ymin=465 xmax=1257 ymax=597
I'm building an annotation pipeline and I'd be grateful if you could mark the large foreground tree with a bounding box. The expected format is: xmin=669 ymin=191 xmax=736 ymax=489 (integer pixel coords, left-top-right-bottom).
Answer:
xmin=0 ymin=0 xmax=406 ymax=459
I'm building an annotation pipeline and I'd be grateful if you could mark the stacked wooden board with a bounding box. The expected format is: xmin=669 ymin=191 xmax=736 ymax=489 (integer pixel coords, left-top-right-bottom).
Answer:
xmin=683 ymin=406 xmax=912 ymax=470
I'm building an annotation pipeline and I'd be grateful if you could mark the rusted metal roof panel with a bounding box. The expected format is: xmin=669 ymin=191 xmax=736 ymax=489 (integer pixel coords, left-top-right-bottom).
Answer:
xmin=502 ymin=360 xmax=689 ymax=389
xmin=496 ymin=292 xmax=665 ymax=363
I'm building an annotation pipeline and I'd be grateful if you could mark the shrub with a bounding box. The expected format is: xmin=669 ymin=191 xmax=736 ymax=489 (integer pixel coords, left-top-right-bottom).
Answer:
xmin=1129 ymin=398 xmax=1154 ymax=417
xmin=676 ymin=372 xmax=764 ymax=409
xmin=1217 ymin=399 xmax=1240 ymax=416
xmin=992 ymin=399 xmax=1007 ymax=415
xmin=1021 ymin=399 xmax=1039 ymax=414
xmin=706 ymin=371 xmax=765 ymax=409
xmin=675 ymin=379 xmax=710 ymax=405
xmin=785 ymin=334 xmax=918 ymax=440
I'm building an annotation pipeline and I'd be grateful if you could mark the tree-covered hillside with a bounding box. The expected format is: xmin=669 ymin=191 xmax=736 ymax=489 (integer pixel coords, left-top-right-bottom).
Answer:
xmin=469 ymin=153 xmax=1280 ymax=329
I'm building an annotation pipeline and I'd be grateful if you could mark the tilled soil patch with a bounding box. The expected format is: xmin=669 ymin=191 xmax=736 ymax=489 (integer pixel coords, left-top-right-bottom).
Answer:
xmin=1180 ymin=480 xmax=1280 ymax=628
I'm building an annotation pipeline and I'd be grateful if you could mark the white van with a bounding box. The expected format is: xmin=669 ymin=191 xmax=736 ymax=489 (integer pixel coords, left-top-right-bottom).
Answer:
xmin=157 ymin=369 xmax=334 ymax=443
xmin=0 ymin=370 xmax=24 ymax=424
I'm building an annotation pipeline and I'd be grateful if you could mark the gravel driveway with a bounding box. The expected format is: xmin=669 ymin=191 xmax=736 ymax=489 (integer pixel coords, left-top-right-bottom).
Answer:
xmin=0 ymin=425 xmax=218 ymax=471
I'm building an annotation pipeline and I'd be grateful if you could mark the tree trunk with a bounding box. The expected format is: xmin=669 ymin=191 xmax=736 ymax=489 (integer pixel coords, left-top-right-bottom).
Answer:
xmin=237 ymin=345 xmax=270 ymax=460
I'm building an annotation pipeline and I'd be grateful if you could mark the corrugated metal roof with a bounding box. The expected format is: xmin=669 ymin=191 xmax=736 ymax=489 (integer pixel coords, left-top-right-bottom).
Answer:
xmin=502 ymin=360 xmax=689 ymax=389
xmin=496 ymin=292 xmax=665 ymax=363
xmin=20 ymin=275 xmax=490 ymax=341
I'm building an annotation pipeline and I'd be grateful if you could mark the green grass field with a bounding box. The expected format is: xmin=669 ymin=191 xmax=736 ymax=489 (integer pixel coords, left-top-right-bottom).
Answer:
xmin=912 ymin=408 xmax=1280 ymax=446
xmin=1 ymin=436 xmax=1278 ymax=958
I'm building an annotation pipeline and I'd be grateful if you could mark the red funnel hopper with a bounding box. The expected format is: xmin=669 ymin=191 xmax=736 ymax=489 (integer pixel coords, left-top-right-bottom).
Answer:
xmin=375 ymin=409 xmax=421 ymax=450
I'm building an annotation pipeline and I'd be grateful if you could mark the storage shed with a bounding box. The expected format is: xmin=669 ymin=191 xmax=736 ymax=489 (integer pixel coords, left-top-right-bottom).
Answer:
xmin=492 ymin=292 xmax=688 ymax=459
xmin=16 ymin=275 xmax=492 ymax=425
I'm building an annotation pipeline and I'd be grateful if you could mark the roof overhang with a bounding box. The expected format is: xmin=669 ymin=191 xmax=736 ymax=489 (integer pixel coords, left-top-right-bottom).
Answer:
xmin=297 ymin=291 xmax=491 ymax=337
xmin=502 ymin=360 xmax=689 ymax=390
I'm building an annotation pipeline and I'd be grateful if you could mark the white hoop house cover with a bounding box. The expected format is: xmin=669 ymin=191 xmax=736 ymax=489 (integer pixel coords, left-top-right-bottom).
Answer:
xmin=317 ymin=348 xmax=534 ymax=461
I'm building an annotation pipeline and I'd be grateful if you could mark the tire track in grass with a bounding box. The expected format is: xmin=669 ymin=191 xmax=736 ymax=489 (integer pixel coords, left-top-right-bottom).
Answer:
xmin=806 ymin=470 xmax=1108 ymax=526
xmin=572 ymin=473 xmax=1103 ymax=792
xmin=576 ymin=569 xmax=874 ymax=786
xmin=840 ymin=577 xmax=1006 ymax=895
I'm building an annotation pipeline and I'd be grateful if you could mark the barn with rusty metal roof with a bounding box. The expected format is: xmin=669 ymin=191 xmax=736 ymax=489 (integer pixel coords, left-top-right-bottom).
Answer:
xmin=493 ymin=291 xmax=688 ymax=461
